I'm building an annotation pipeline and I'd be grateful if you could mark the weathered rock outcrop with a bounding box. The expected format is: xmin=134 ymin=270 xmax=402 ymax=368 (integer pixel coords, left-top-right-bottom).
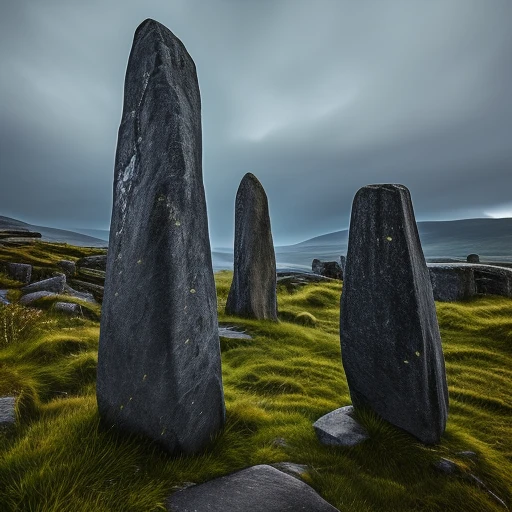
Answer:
xmin=428 ymin=263 xmax=512 ymax=301
xmin=22 ymin=274 xmax=66 ymax=295
xmin=97 ymin=19 xmax=225 ymax=454
xmin=340 ymin=184 xmax=448 ymax=444
xmin=57 ymin=260 xmax=76 ymax=277
xmin=226 ymin=173 xmax=277 ymax=320
xmin=166 ymin=465 xmax=340 ymax=512
xmin=76 ymin=254 xmax=107 ymax=271
xmin=6 ymin=263 xmax=32 ymax=284
xmin=312 ymin=259 xmax=343 ymax=280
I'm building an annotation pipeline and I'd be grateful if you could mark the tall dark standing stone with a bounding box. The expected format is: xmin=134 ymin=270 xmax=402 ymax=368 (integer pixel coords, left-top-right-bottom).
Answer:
xmin=97 ymin=19 xmax=225 ymax=454
xmin=340 ymin=184 xmax=448 ymax=444
xmin=226 ymin=173 xmax=277 ymax=320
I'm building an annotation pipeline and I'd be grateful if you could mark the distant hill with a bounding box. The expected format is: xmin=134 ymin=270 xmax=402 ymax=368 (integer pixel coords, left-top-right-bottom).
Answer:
xmin=3 ymin=215 xmax=512 ymax=267
xmin=274 ymin=218 xmax=512 ymax=269
xmin=0 ymin=216 xmax=108 ymax=248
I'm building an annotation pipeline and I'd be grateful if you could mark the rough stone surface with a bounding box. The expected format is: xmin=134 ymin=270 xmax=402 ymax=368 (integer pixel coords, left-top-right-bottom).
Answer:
xmin=97 ymin=19 xmax=225 ymax=454
xmin=0 ymin=396 xmax=16 ymax=428
xmin=0 ymin=290 xmax=9 ymax=305
xmin=340 ymin=184 xmax=448 ymax=444
xmin=76 ymin=254 xmax=107 ymax=270
xmin=428 ymin=263 xmax=512 ymax=301
xmin=166 ymin=465 xmax=340 ymax=512
xmin=226 ymin=173 xmax=277 ymax=320
xmin=57 ymin=260 xmax=76 ymax=276
xmin=19 ymin=291 xmax=57 ymax=305
xmin=313 ymin=406 xmax=369 ymax=447
xmin=467 ymin=254 xmax=480 ymax=263
xmin=54 ymin=302 xmax=83 ymax=316
xmin=22 ymin=274 xmax=66 ymax=295
xmin=311 ymin=259 xmax=342 ymax=280
xmin=6 ymin=263 xmax=32 ymax=284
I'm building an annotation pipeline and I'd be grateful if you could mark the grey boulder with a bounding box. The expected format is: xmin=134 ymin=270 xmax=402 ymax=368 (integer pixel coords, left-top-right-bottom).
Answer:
xmin=226 ymin=173 xmax=277 ymax=320
xmin=313 ymin=406 xmax=369 ymax=447
xmin=428 ymin=263 xmax=512 ymax=301
xmin=97 ymin=19 xmax=225 ymax=454
xmin=340 ymin=184 xmax=448 ymax=444
xmin=22 ymin=274 xmax=66 ymax=295
xmin=166 ymin=465 xmax=339 ymax=512
xmin=57 ymin=260 xmax=76 ymax=276
xmin=6 ymin=263 xmax=32 ymax=284
xmin=54 ymin=302 xmax=83 ymax=316
xmin=312 ymin=259 xmax=343 ymax=280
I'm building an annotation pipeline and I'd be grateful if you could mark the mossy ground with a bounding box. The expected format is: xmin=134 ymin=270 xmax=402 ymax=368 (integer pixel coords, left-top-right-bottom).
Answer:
xmin=0 ymin=246 xmax=511 ymax=511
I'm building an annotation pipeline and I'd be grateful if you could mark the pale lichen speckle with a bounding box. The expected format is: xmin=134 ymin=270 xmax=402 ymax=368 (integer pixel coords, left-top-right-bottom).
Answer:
xmin=190 ymin=289 xmax=196 ymax=294
xmin=386 ymin=236 xmax=393 ymax=241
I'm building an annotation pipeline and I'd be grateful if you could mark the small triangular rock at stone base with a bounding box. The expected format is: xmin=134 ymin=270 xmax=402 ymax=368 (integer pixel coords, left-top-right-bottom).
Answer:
xmin=313 ymin=406 xmax=370 ymax=447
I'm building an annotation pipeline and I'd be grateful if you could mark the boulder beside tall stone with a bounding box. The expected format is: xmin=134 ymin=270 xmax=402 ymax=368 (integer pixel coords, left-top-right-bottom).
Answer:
xmin=97 ymin=19 xmax=225 ymax=454
xmin=340 ymin=184 xmax=448 ymax=444
xmin=226 ymin=173 xmax=277 ymax=320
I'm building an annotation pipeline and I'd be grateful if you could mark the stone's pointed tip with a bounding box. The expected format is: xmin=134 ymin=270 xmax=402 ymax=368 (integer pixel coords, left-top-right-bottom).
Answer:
xmin=242 ymin=172 xmax=261 ymax=184
xmin=134 ymin=18 xmax=173 ymax=41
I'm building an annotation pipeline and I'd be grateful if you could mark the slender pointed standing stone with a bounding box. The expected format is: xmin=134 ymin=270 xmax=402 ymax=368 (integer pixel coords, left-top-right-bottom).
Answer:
xmin=340 ymin=184 xmax=448 ymax=444
xmin=97 ymin=19 xmax=225 ymax=454
xmin=226 ymin=173 xmax=277 ymax=320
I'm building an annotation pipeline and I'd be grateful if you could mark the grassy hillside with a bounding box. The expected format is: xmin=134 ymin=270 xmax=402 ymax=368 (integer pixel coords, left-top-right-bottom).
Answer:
xmin=0 ymin=243 xmax=511 ymax=511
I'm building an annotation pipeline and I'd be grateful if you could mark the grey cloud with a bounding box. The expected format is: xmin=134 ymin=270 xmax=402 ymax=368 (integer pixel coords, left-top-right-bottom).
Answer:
xmin=1 ymin=0 xmax=511 ymax=245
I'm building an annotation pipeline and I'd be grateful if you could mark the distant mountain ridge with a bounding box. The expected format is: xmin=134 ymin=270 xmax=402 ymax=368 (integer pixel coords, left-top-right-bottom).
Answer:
xmin=276 ymin=217 xmax=512 ymax=269
xmin=2 ymin=215 xmax=511 ymax=267
xmin=0 ymin=216 xmax=108 ymax=248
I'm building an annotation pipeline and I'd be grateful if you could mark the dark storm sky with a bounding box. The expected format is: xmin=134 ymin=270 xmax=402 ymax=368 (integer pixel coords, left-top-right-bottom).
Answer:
xmin=1 ymin=0 xmax=511 ymax=246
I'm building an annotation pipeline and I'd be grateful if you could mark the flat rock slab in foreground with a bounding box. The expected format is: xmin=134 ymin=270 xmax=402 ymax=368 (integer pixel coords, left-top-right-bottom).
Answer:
xmin=166 ymin=465 xmax=339 ymax=512
xmin=314 ymin=406 xmax=369 ymax=447
xmin=97 ymin=19 xmax=224 ymax=454
xmin=340 ymin=184 xmax=448 ymax=444
xmin=0 ymin=396 xmax=16 ymax=428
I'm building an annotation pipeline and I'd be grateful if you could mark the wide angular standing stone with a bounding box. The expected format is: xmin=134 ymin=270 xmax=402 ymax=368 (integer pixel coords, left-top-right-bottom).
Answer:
xmin=97 ymin=19 xmax=225 ymax=454
xmin=340 ymin=184 xmax=448 ymax=444
xmin=226 ymin=173 xmax=277 ymax=320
